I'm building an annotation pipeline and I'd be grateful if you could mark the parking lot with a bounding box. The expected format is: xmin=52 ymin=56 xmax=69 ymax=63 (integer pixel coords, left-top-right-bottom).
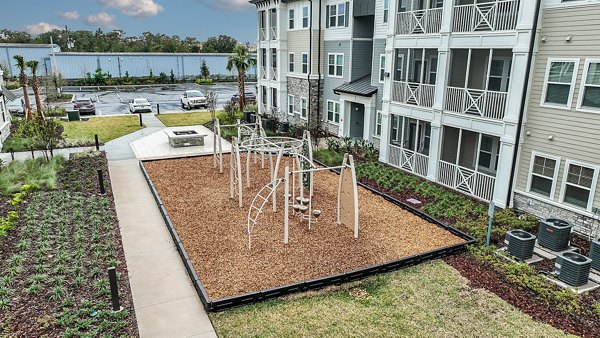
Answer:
xmin=8 ymin=82 xmax=256 ymax=116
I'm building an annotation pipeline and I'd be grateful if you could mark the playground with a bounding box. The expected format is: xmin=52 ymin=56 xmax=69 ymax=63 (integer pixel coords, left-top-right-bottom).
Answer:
xmin=144 ymin=153 xmax=466 ymax=300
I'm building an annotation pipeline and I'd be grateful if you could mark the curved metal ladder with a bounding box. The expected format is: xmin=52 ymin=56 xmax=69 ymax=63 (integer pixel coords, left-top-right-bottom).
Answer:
xmin=247 ymin=178 xmax=284 ymax=249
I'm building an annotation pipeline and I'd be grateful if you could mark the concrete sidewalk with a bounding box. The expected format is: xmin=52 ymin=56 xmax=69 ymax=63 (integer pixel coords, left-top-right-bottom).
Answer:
xmin=109 ymin=159 xmax=217 ymax=338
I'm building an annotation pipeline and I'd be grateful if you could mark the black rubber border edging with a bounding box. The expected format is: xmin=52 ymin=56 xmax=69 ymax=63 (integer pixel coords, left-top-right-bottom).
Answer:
xmin=139 ymin=157 xmax=476 ymax=312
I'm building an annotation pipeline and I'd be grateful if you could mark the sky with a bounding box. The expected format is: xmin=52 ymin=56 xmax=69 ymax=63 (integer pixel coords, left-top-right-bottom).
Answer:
xmin=2 ymin=0 xmax=257 ymax=43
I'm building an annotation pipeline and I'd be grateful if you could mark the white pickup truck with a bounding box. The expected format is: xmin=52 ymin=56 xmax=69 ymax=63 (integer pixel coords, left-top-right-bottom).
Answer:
xmin=180 ymin=90 xmax=208 ymax=110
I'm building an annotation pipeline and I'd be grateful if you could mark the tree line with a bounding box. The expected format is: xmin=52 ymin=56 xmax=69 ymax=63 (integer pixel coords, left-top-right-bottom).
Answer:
xmin=0 ymin=29 xmax=240 ymax=54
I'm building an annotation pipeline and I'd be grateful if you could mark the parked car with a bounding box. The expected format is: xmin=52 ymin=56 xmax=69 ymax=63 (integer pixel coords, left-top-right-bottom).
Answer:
xmin=73 ymin=98 xmax=96 ymax=115
xmin=180 ymin=90 xmax=207 ymax=110
xmin=231 ymin=92 xmax=256 ymax=105
xmin=129 ymin=98 xmax=152 ymax=113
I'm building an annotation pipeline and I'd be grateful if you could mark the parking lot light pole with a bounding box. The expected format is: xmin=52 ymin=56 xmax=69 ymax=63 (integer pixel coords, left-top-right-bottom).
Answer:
xmin=139 ymin=113 xmax=143 ymax=127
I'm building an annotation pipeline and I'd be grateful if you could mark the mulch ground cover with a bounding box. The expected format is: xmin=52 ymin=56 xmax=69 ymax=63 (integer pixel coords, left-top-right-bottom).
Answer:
xmin=144 ymin=155 xmax=466 ymax=299
xmin=445 ymin=253 xmax=600 ymax=337
xmin=0 ymin=152 xmax=138 ymax=337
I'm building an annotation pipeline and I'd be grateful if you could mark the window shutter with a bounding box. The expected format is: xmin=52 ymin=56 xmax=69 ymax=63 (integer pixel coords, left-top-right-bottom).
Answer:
xmin=345 ymin=2 xmax=349 ymax=27
xmin=326 ymin=5 xmax=330 ymax=28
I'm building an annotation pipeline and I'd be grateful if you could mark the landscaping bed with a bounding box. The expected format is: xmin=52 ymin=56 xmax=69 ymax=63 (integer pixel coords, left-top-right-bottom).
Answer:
xmin=0 ymin=153 xmax=138 ymax=336
xmin=143 ymin=155 xmax=467 ymax=300
xmin=155 ymin=111 xmax=213 ymax=127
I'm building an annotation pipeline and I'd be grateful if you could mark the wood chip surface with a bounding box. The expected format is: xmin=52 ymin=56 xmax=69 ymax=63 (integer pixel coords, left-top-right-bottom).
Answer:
xmin=144 ymin=155 xmax=464 ymax=299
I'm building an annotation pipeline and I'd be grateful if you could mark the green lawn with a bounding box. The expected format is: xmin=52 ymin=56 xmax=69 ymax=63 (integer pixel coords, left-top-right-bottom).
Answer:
xmin=155 ymin=112 xmax=213 ymax=127
xmin=210 ymin=261 xmax=572 ymax=338
xmin=61 ymin=115 xmax=144 ymax=143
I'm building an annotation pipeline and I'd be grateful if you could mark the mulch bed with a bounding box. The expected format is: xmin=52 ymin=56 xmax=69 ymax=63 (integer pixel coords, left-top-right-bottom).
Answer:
xmin=446 ymin=253 xmax=600 ymax=337
xmin=144 ymin=155 xmax=466 ymax=299
xmin=0 ymin=153 xmax=138 ymax=337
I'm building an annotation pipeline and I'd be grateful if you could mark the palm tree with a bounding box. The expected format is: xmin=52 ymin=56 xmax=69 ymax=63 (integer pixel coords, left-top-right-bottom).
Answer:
xmin=13 ymin=55 xmax=32 ymax=120
xmin=26 ymin=60 xmax=45 ymax=119
xmin=226 ymin=45 xmax=256 ymax=111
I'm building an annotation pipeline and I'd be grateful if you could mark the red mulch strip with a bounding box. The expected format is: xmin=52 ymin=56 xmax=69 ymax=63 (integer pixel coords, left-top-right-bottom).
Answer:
xmin=445 ymin=254 xmax=600 ymax=337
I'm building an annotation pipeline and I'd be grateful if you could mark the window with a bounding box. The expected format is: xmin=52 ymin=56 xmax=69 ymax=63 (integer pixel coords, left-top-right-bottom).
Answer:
xmin=271 ymin=49 xmax=277 ymax=69
xmin=390 ymin=114 xmax=402 ymax=145
xmin=379 ymin=54 xmax=386 ymax=82
xmin=542 ymin=58 xmax=579 ymax=108
xmin=394 ymin=52 xmax=405 ymax=81
xmin=577 ymin=59 xmax=600 ymax=111
xmin=326 ymin=100 xmax=340 ymax=124
xmin=300 ymin=98 xmax=308 ymax=119
xmin=327 ymin=2 xmax=348 ymax=28
xmin=302 ymin=53 xmax=309 ymax=74
xmin=428 ymin=57 xmax=438 ymax=85
xmin=375 ymin=111 xmax=382 ymax=136
xmin=488 ymin=58 xmax=512 ymax=92
xmin=561 ymin=161 xmax=598 ymax=210
xmin=261 ymin=86 xmax=267 ymax=104
xmin=289 ymin=53 xmax=295 ymax=72
xmin=271 ymin=88 xmax=278 ymax=109
xmin=478 ymin=135 xmax=499 ymax=174
xmin=289 ymin=9 xmax=295 ymax=29
xmin=328 ymin=53 xmax=344 ymax=77
xmin=527 ymin=153 xmax=559 ymax=199
xmin=383 ymin=0 xmax=389 ymax=23
xmin=302 ymin=6 xmax=309 ymax=28
xmin=288 ymin=95 xmax=295 ymax=115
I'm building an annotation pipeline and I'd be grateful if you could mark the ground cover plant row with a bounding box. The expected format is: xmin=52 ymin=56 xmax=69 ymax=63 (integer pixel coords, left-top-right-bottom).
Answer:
xmin=0 ymin=153 xmax=137 ymax=337
xmin=314 ymin=149 xmax=600 ymax=337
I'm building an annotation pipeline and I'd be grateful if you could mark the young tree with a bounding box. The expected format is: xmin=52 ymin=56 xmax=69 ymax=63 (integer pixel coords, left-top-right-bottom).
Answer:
xmin=226 ymin=45 xmax=256 ymax=111
xmin=200 ymin=61 xmax=210 ymax=79
xmin=26 ymin=60 xmax=45 ymax=119
xmin=13 ymin=55 xmax=32 ymax=120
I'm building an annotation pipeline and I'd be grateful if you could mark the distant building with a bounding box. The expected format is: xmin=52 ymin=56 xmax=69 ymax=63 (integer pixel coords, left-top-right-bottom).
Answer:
xmin=513 ymin=0 xmax=600 ymax=234
xmin=0 ymin=69 xmax=13 ymax=146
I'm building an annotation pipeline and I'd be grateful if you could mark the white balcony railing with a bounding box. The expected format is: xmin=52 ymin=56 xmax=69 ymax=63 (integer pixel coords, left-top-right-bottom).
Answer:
xmin=259 ymin=28 xmax=267 ymax=41
xmin=445 ymin=87 xmax=507 ymax=120
xmin=452 ymin=0 xmax=519 ymax=32
xmin=270 ymin=26 xmax=277 ymax=40
xmin=271 ymin=67 xmax=277 ymax=81
xmin=260 ymin=103 xmax=268 ymax=115
xmin=391 ymin=82 xmax=436 ymax=108
xmin=437 ymin=160 xmax=496 ymax=202
xmin=388 ymin=145 xmax=429 ymax=178
xmin=396 ymin=8 xmax=443 ymax=35
xmin=259 ymin=66 xmax=267 ymax=80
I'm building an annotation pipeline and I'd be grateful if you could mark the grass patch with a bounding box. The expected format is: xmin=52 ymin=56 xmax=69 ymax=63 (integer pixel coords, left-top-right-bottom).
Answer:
xmin=155 ymin=112 xmax=213 ymax=127
xmin=314 ymin=149 xmax=345 ymax=167
xmin=211 ymin=261 xmax=573 ymax=337
xmin=61 ymin=115 xmax=144 ymax=143
xmin=0 ymin=157 xmax=64 ymax=195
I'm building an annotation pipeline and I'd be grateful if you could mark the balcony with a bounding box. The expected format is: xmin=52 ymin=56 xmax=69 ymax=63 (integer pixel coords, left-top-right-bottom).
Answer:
xmin=270 ymin=67 xmax=277 ymax=81
xmin=391 ymin=82 xmax=435 ymax=108
xmin=389 ymin=145 xmax=429 ymax=177
xmin=388 ymin=116 xmax=431 ymax=178
xmin=445 ymin=87 xmax=507 ymax=120
xmin=391 ymin=48 xmax=438 ymax=108
xmin=452 ymin=0 xmax=520 ymax=33
xmin=259 ymin=66 xmax=267 ymax=80
xmin=437 ymin=126 xmax=499 ymax=202
xmin=270 ymin=26 xmax=277 ymax=40
xmin=445 ymin=48 xmax=512 ymax=120
xmin=396 ymin=8 xmax=443 ymax=35
xmin=259 ymin=28 xmax=267 ymax=41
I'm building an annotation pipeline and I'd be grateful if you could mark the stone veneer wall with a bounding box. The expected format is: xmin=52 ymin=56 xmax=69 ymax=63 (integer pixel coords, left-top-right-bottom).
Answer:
xmin=285 ymin=77 xmax=323 ymax=129
xmin=513 ymin=192 xmax=599 ymax=237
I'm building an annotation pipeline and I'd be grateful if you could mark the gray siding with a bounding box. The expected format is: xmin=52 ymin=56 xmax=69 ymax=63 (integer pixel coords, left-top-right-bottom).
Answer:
xmin=353 ymin=0 xmax=375 ymax=17
xmin=322 ymin=39 xmax=351 ymax=109
xmin=371 ymin=39 xmax=386 ymax=111
xmin=350 ymin=40 xmax=373 ymax=81
xmin=516 ymin=5 xmax=600 ymax=211
xmin=287 ymin=29 xmax=324 ymax=75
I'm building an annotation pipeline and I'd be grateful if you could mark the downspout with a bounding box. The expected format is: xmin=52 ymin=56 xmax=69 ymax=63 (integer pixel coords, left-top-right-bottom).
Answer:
xmin=308 ymin=0 xmax=313 ymax=130
xmin=506 ymin=0 xmax=542 ymax=207
xmin=317 ymin=0 xmax=322 ymax=130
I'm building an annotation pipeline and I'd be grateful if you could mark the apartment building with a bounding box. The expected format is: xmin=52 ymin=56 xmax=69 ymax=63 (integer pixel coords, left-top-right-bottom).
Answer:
xmin=251 ymin=0 xmax=539 ymax=208
xmin=0 ymin=69 xmax=13 ymax=145
xmin=513 ymin=0 xmax=600 ymax=234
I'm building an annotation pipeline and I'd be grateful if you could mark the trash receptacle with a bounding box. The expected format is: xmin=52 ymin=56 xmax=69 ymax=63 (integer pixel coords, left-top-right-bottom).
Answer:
xmin=67 ymin=109 xmax=80 ymax=121
xmin=244 ymin=110 xmax=256 ymax=124
xmin=279 ymin=121 xmax=290 ymax=133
